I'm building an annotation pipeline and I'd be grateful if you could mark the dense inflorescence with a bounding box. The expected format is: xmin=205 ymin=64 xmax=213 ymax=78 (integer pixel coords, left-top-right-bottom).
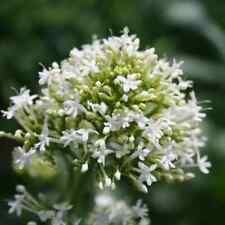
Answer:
xmin=8 ymin=186 xmax=149 ymax=225
xmin=8 ymin=185 xmax=78 ymax=225
xmin=2 ymin=28 xmax=210 ymax=192
xmin=89 ymin=193 xmax=150 ymax=225
xmin=1 ymin=28 xmax=210 ymax=225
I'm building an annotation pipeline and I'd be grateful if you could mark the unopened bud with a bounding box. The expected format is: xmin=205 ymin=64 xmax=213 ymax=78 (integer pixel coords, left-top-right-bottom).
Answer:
xmin=105 ymin=176 xmax=112 ymax=187
xmin=16 ymin=185 xmax=26 ymax=193
xmin=115 ymin=170 xmax=121 ymax=180
xmin=81 ymin=162 xmax=88 ymax=173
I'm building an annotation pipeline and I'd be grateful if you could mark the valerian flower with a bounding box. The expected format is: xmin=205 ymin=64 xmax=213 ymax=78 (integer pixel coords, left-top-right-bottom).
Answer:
xmin=197 ymin=153 xmax=211 ymax=174
xmin=60 ymin=129 xmax=97 ymax=146
xmin=1 ymin=28 xmax=210 ymax=196
xmin=92 ymin=139 xmax=113 ymax=165
xmin=132 ymin=200 xmax=149 ymax=219
xmin=89 ymin=193 xmax=150 ymax=225
xmin=2 ymin=87 xmax=37 ymax=119
xmin=35 ymin=117 xmax=50 ymax=152
xmin=63 ymin=98 xmax=86 ymax=118
xmin=114 ymin=74 xmax=141 ymax=93
xmin=10 ymin=88 xmax=37 ymax=108
xmin=8 ymin=193 xmax=25 ymax=216
xmin=13 ymin=147 xmax=36 ymax=169
xmin=38 ymin=62 xmax=61 ymax=86
xmin=88 ymin=101 xmax=108 ymax=115
xmin=9 ymin=186 xmax=75 ymax=225
xmin=137 ymin=162 xmax=157 ymax=187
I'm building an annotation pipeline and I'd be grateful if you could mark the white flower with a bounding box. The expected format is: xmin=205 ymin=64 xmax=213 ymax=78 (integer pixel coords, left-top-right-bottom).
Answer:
xmin=103 ymin=111 xmax=136 ymax=133
xmin=92 ymin=139 xmax=113 ymax=165
xmin=140 ymin=148 xmax=151 ymax=161
xmin=88 ymin=101 xmax=108 ymax=115
xmin=2 ymin=88 xmax=37 ymax=119
xmin=159 ymin=144 xmax=177 ymax=170
xmin=134 ymin=114 xmax=149 ymax=129
xmin=1 ymin=107 xmax=17 ymax=119
xmin=141 ymin=48 xmax=158 ymax=64
xmin=84 ymin=59 xmax=99 ymax=74
xmin=179 ymin=150 xmax=195 ymax=166
xmin=165 ymin=92 xmax=205 ymax=124
xmin=63 ymin=94 xmax=86 ymax=118
xmin=95 ymin=194 xmax=114 ymax=208
xmin=121 ymin=27 xmax=140 ymax=56
xmin=70 ymin=47 xmax=83 ymax=59
xmin=8 ymin=193 xmax=25 ymax=216
xmin=132 ymin=200 xmax=148 ymax=219
xmin=93 ymin=193 xmax=150 ymax=225
xmin=137 ymin=162 xmax=157 ymax=187
xmin=60 ymin=128 xmax=97 ymax=147
xmin=13 ymin=147 xmax=36 ymax=170
xmin=197 ymin=153 xmax=211 ymax=174
xmin=160 ymin=151 xmax=177 ymax=170
xmin=108 ymin=201 xmax=131 ymax=225
xmin=132 ymin=145 xmax=151 ymax=161
xmin=169 ymin=59 xmax=184 ymax=79
xmin=143 ymin=118 xmax=169 ymax=149
xmin=115 ymin=74 xmax=141 ymax=93
xmin=35 ymin=117 xmax=50 ymax=152
xmin=39 ymin=62 xmax=60 ymax=85
xmin=188 ymin=92 xmax=206 ymax=122
xmin=10 ymin=87 xmax=37 ymax=108
xmin=61 ymin=60 xmax=79 ymax=79
xmin=69 ymin=47 xmax=100 ymax=78
xmin=104 ymin=27 xmax=139 ymax=56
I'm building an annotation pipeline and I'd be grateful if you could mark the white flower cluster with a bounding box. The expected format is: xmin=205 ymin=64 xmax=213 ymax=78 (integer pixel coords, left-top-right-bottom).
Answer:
xmin=8 ymin=185 xmax=79 ymax=225
xmin=1 ymin=28 xmax=210 ymax=194
xmin=89 ymin=193 xmax=150 ymax=225
xmin=8 ymin=186 xmax=148 ymax=225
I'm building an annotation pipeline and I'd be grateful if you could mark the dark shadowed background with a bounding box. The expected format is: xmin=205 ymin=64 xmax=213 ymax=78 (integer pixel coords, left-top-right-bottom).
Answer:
xmin=0 ymin=0 xmax=225 ymax=225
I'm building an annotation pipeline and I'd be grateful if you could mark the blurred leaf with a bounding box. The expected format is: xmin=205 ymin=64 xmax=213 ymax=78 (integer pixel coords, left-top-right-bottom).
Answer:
xmin=179 ymin=55 xmax=225 ymax=84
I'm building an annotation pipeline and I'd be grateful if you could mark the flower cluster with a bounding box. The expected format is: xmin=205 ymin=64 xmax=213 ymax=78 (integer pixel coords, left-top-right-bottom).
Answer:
xmin=1 ymin=28 xmax=210 ymax=194
xmin=8 ymin=185 xmax=147 ymax=225
xmin=88 ymin=193 xmax=150 ymax=225
xmin=8 ymin=185 xmax=79 ymax=225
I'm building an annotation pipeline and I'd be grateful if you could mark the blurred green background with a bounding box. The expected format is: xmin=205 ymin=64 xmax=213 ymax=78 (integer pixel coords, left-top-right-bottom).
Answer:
xmin=0 ymin=0 xmax=225 ymax=225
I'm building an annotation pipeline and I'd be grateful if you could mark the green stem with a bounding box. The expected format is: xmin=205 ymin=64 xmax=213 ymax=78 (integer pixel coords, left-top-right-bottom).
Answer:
xmin=0 ymin=131 xmax=23 ymax=143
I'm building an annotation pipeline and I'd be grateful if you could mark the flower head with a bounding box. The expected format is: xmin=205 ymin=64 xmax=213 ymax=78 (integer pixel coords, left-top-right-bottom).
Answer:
xmin=89 ymin=193 xmax=150 ymax=225
xmin=2 ymin=28 xmax=209 ymax=193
